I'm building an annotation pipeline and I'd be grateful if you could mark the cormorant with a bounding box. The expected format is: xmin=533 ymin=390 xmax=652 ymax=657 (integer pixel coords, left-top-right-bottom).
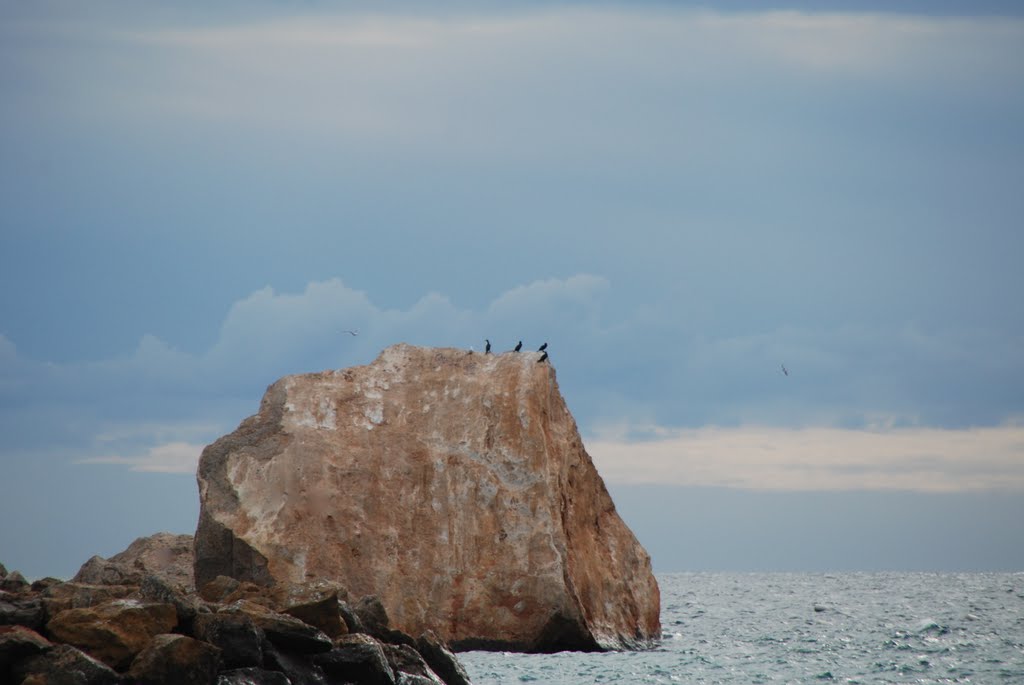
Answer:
xmin=514 ymin=341 xmax=522 ymax=352
xmin=781 ymin=364 xmax=789 ymax=377
xmin=538 ymin=342 xmax=548 ymax=352
xmin=537 ymin=351 xmax=549 ymax=363
xmin=485 ymin=339 xmax=491 ymax=354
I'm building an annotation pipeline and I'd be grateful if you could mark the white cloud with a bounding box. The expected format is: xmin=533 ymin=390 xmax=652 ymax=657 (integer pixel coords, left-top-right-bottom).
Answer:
xmin=78 ymin=441 xmax=204 ymax=474
xmin=588 ymin=422 xmax=1024 ymax=493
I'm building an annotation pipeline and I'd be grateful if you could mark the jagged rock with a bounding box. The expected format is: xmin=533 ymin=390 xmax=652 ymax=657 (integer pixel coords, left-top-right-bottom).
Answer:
xmin=200 ymin=576 xmax=242 ymax=603
xmin=415 ymin=632 xmax=472 ymax=685
xmin=280 ymin=590 xmax=348 ymax=639
xmin=0 ymin=562 xmax=7 ymax=577
xmin=1 ymin=591 xmax=45 ymax=630
xmin=127 ymin=633 xmax=222 ymax=685
xmin=74 ymin=533 xmax=195 ymax=593
xmin=194 ymin=344 xmax=660 ymax=651
xmin=0 ymin=570 xmax=29 ymax=593
xmin=220 ymin=600 xmax=332 ymax=654
xmin=218 ymin=667 xmax=292 ymax=685
xmin=12 ymin=643 xmax=120 ymax=685
xmin=262 ymin=641 xmax=327 ymax=685
xmin=139 ymin=574 xmax=206 ymax=632
xmin=352 ymin=595 xmax=413 ymax=646
xmin=41 ymin=583 xmax=138 ymax=620
xmin=193 ymin=611 xmax=264 ymax=669
xmin=30 ymin=577 xmax=64 ymax=593
xmin=46 ymin=599 xmax=177 ymax=671
xmin=383 ymin=644 xmax=445 ymax=685
xmin=0 ymin=625 xmax=52 ymax=680
xmin=313 ymin=634 xmax=395 ymax=685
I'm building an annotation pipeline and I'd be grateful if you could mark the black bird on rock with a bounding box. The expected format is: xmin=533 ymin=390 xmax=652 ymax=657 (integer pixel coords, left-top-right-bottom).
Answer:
xmin=514 ymin=341 xmax=523 ymax=352
xmin=537 ymin=351 xmax=549 ymax=363
xmin=485 ymin=339 xmax=491 ymax=354
xmin=538 ymin=342 xmax=548 ymax=352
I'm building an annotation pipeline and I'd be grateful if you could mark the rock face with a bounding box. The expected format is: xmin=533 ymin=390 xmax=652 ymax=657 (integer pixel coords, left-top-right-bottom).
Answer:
xmin=194 ymin=344 xmax=660 ymax=651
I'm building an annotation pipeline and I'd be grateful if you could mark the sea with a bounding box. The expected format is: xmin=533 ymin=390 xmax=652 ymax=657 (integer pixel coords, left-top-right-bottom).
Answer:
xmin=459 ymin=572 xmax=1024 ymax=684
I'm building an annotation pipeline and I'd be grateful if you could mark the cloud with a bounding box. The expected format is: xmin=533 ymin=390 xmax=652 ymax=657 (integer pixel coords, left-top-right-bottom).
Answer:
xmin=588 ymin=422 xmax=1024 ymax=492
xmin=78 ymin=441 xmax=204 ymax=474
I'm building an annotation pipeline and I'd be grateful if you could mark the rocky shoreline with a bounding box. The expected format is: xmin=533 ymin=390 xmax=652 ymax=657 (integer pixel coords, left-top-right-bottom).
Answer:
xmin=1 ymin=533 xmax=474 ymax=685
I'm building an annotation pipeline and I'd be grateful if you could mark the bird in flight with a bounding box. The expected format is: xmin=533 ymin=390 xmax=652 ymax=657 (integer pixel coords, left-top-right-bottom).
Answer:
xmin=781 ymin=364 xmax=789 ymax=376
xmin=343 ymin=329 xmax=359 ymax=337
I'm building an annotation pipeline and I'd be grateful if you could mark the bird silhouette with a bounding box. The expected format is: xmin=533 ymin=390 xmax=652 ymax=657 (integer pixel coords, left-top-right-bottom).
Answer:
xmin=537 ymin=351 xmax=549 ymax=363
xmin=538 ymin=342 xmax=548 ymax=352
xmin=514 ymin=341 xmax=522 ymax=352
xmin=485 ymin=339 xmax=491 ymax=354
xmin=781 ymin=364 xmax=789 ymax=377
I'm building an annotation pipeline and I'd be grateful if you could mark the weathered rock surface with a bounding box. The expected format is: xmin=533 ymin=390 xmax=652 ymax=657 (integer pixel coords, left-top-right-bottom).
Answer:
xmin=12 ymin=643 xmax=120 ymax=685
xmin=194 ymin=344 xmax=660 ymax=651
xmin=73 ymin=532 xmax=195 ymax=592
xmin=46 ymin=599 xmax=178 ymax=670
xmin=128 ymin=633 xmax=222 ymax=685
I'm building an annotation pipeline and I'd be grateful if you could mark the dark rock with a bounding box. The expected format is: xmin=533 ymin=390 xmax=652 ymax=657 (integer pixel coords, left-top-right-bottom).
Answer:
xmin=314 ymin=634 xmax=395 ymax=685
xmin=353 ymin=596 xmax=389 ymax=636
xmin=218 ymin=667 xmax=292 ymax=685
xmin=222 ymin=600 xmax=332 ymax=654
xmin=1 ymin=625 xmax=53 ymax=681
xmin=338 ymin=600 xmax=363 ymax=635
xmin=200 ymin=576 xmax=242 ymax=603
xmin=0 ymin=570 xmax=29 ymax=593
xmin=263 ymin=641 xmax=326 ymax=685
xmin=0 ymin=590 xmax=45 ymax=630
xmin=415 ymin=632 xmax=473 ymax=685
xmin=46 ymin=599 xmax=178 ymax=671
xmin=193 ymin=612 xmax=263 ymax=669
xmin=128 ymin=633 xmax=221 ymax=685
xmin=31 ymin=577 xmax=64 ymax=593
xmin=139 ymin=574 xmax=204 ymax=632
xmin=0 ymin=561 xmax=7 ymax=577
xmin=41 ymin=583 xmax=138 ymax=620
xmin=13 ymin=643 xmax=120 ymax=685
xmin=281 ymin=592 xmax=347 ymax=639
xmin=383 ymin=644 xmax=445 ymax=685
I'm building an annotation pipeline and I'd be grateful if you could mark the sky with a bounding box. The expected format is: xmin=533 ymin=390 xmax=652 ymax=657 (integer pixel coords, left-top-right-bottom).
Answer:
xmin=2 ymin=1 xmax=1023 ymax=578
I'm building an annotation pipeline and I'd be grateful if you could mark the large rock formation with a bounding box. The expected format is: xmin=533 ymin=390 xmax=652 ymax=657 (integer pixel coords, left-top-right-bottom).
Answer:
xmin=194 ymin=344 xmax=660 ymax=652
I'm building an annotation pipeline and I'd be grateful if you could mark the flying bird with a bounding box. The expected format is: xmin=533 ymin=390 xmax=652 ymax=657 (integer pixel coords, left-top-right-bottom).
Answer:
xmin=343 ymin=329 xmax=359 ymax=337
xmin=514 ymin=341 xmax=522 ymax=352
xmin=538 ymin=342 xmax=548 ymax=352
xmin=538 ymin=351 xmax=549 ymax=363
xmin=781 ymin=364 xmax=789 ymax=376
xmin=485 ymin=339 xmax=491 ymax=354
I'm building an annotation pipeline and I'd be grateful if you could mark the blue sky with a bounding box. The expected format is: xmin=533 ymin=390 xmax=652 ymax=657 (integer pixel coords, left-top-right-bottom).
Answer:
xmin=2 ymin=1 xmax=1023 ymax=577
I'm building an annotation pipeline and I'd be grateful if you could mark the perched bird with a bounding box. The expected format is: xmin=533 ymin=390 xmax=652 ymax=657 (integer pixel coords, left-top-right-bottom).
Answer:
xmin=538 ymin=342 xmax=548 ymax=352
xmin=485 ymin=339 xmax=491 ymax=354
xmin=781 ymin=364 xmax=789 ymax=377
xmin=514 ymin=341 xmax=523 ymax=352
xmin=537 ymin=351 xmax=549 ymax=363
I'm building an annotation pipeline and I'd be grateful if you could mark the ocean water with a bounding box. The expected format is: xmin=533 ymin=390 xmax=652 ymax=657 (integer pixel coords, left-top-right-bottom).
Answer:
xmin=460 ymin=572 xmax=1024 ymax=684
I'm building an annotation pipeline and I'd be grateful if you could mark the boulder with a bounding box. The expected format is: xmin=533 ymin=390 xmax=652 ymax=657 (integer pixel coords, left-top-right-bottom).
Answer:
xmin=280 ymin=590 xmax=348 ymax=639
xmin=219 ymin=600 xmax=332 ymax=654
xmin=0 ymin=570 xmax=29 ymax=593
xmin=138 ymin=574 xmax=205 ymax=631
xmin=200 ymin=575 xmax=242 ymax=603
xmin=262 ymin=641 xmax=328 ymax=685
xmin=383 ymin=644 xmax=445 ymax=685
xmin=415 ymin=631 xmax=472 ymax=685
xmin=193 ymin=611 xmax=264 ymax=669
xmin=127 ymin=633 xmax=221 ymax=685
xmin=41 ymin=582 xmax=138 ymax=619
xmin=12 ymin=643 xmax=120 ymax=685
xmin=0 ymin=591 xmax=45 ymax=630
xmin=46 ymin=599 xmax=177 ymax=670
xmin=0 ymin=625 xmax=52 ymax=678
xmin=313 ymin=634 xmax=395 ymax=685
xmin=194 ymin=344 xmax=660 ymax=651
xmin=217 ymin=667 xmax=292 ymax=685
xmin=74 ymin=533 xmax=194 ymax=592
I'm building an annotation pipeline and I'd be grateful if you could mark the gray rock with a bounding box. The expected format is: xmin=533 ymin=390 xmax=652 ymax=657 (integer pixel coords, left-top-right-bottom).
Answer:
xmin=0 ymin=625 xmax=52 ymax=677
xmin=13 ymin=643 xmax=120 ymax=685
xmin=415 ymin=631 xmax=473 ymax=685
xmin=262 ymin=641 xmax=326 ymax=685
xmin=218 ymin=667 xmax=293 ymax=685
xmin=0 ymin=591 xmax=45 ymax=630
xmin=314 ymin=634 xmax=395 ymax=685
xmin=383 ymin=644 xmax=445 ymax=685
xmin=194 ymin=611 xmax=264 ymax=669
xmin=127 ymin=633 xmax=222 ymax=685
xmin=0 ymin=570 xmax=29 ymax=593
